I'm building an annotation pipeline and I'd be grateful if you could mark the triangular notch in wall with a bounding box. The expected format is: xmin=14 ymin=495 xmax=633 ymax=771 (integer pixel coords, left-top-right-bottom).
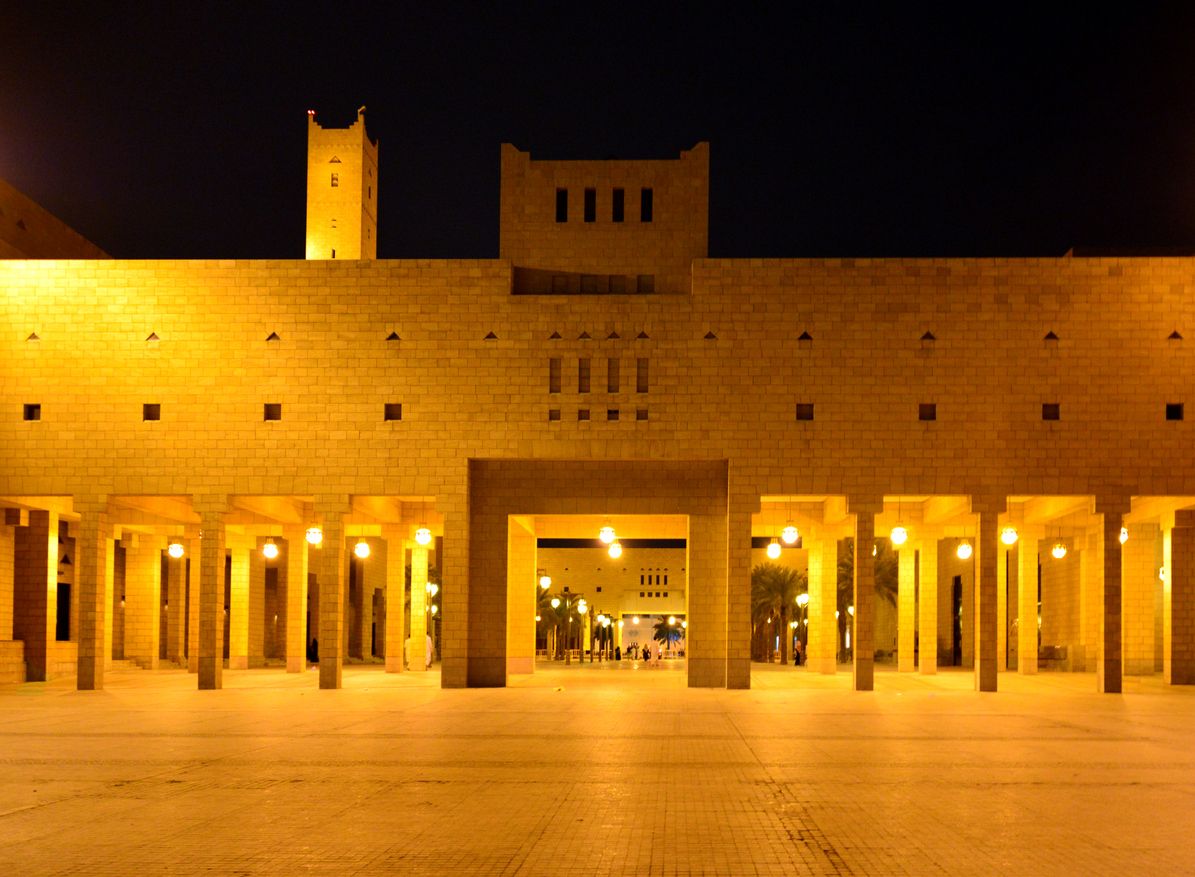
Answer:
xmin=386 ymin=331 xmax=401 ymax=341
xmin=484 ymin=331 xmax=498 ymax=340
xmin=266 ymin=332 xmax=281 ymax=342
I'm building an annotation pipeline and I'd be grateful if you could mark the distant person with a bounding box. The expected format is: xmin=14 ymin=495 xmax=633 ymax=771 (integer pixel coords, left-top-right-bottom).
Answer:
xmin=425 ymin=633 xmax=433 ymax=669
xmin=615 ymin=645 xmax=621 ymax=661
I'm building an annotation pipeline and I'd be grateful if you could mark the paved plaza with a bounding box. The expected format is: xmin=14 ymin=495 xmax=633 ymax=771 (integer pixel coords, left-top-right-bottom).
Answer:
xmin=1 ymin=664 xmax=1193 ymax=875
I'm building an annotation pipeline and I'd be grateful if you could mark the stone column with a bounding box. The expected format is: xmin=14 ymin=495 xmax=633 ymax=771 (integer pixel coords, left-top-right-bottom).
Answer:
xmin=973 ymin=500 xmax=1004 ymax=692
xmin=409 ymin=543 xmax=429 ymax=673
xmin=996 ymin=536 xmax=1008 ymax=671
xmin=1095 ymin=497 xmax=1129 ymax=693
xmin=1017 ymin=531 xmax=1039 ymax=675
xmin=315 ymin=502 xmax=347 ymax=690
xmin=12 ymin=509 xmax=57 ymax=682
xmin=75 ymin=500 xmax=113 ymax=690
xmin=686 ymin=512 xmax=729 ymax=688
xmin=505 ymin=519 xmax=537 ymax=675
xmin=123 ymin=536 xmax=162 ymax=670
xmin=806 ymin=533 xmax=839 ymax=675
xmin=1122 ymin=522 xmax=1159 ymax=676
xmin=918 ymin=537 xmax=938 ymax=674
xmin=850 ymin=497 xmax=880 ymax=692
xmin=439 ymin=486 xmax=468 ymax=689
xmin=166 ymin=549 xmax=187 ymax=665
xmin=897 ymin=546 xmax=916 ymax=672
xmin=725 ymin=497 xmax=755 ymax=690
xmin=382 ymin=526 xmax=404 ymax=673
xmin=227 ymin=546 xmax=250 ymax=670
xmin=284 ymin=529 xmax=309 ymax=673
xmin=196 ymin=499 xmax=227 ymax=690
xmin=248 ymin=542 xmax=266 ymax=667
xmin=186 ymin=534 xmax=201 ymax=673
xmin=1164 ymin=509 xmax=1195 ymax=685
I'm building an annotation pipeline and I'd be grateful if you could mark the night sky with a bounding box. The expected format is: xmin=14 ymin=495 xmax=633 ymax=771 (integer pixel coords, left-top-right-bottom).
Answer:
xmin=4 ymin=5 xmax=1195 ymax=260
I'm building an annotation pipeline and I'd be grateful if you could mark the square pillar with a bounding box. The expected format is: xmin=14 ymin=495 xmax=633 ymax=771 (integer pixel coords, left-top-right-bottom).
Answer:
xmin=850 ymin=497 xmax=880 ymax=692
xmin=973 ymin=499 xmax=1004 ymax=692
xmin=409 ymin=543 xmax=429 ymax=672
xmin=75 ymin=501 xmax=113 ymax=690
xmin=1122 ymin=522 xmax=1159 ymax=675
xmin=1017 ymin=533 xmax=1039 ymax=674
xmin=248 ymin=543 xmax=266 ymax=667
xmin=686 ymin=512 xmax=730 ymax=688
xmin=1164 ymin=510 xmax=1195 ymax=684
xmin=284 ymin=529 xmax=309 ymax=673
xmin=197 ymin=501 xmax=227 ymax=690
xmin=227 ymin=546 xmax=250 ymax=670
xmin=439 ymin=488 xmax=468 ymax=688
xmin=996 ymin=537 xmax=1008 ymax=671
xmin=918 ymin=538 xmax=938 ymax=674
xmin=122 ymin=536 xmax=161 ymax=670
xmin=1095 ymin=498 xmax=1129 ymax=693
xmin=166 ymin=550 xmax=187 ymax=665
xmin=806 ymin=534 xmax=838 ymax=674
xmin=315 ymin=501 xmax=348 ymax=689
xmin=897 ymin=546 xmax=916 ymax=672
xmin=12 ymin=510 xmax=57 ymax=682
xmin=186 ymin=535 xmax=201 ymax=673
xmin=381 ymin=526 xmax=404 ymax=673
xmin=725 ymin=500 xmax=754 ymax=689
xmin=505 ymin=519 xmax=537 ymax=675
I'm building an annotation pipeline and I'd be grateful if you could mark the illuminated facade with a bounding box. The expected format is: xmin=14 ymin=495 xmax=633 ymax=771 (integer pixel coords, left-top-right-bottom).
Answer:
xmin=1 ymin=109 xmax=1193 ymax=694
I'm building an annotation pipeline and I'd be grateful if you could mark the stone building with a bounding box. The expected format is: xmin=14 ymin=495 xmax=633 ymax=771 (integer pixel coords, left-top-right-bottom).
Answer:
xmin=1 ymin=107 xmax=1192 ymax=694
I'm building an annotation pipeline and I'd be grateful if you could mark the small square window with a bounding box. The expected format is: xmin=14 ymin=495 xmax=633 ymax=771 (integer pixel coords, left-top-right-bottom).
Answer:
xmin=578 ymin=409 xmax=590 ymax=421
xmin=636 ymin=408 xmax=649 ymax=421
xmin=919 ymin=403 xmax=937 ymax=421
xmin=607 ymin=409 xmax=619 ymax=421
xmin=548 ymin=409 xmax=561 ymax=421
xmin=143 ymin=403 xmax=161 ymax=422
xmin=23 ymin=403 xmax=40 ymax=422
xmin=639 ymin=591 xmax=645 ymax=598
xmin=263 ymin=403 xmax=282 ymax=421
xmin=1166 ymin=403 xmax=1184 ymax=421
xmin=384 ymin=403 xmax=402 ymax=421
xmin=1042 ymin=403 xmax=1060 ymax=421
xmin=796 ymin=403 xmax=814 ymax=421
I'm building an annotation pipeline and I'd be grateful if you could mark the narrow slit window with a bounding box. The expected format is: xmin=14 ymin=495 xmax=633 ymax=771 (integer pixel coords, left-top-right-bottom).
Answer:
xmin=640 ymin=187 xmax=653 ymax=222
xmin=142 ymin=403 xmax=161 ymax=422
xmin=607 ymin=357 xmax=620 ymax=393
xmin=612 ymin=188 xmax=624 ymax=222
xmin=263 ymin=403 xmax=282 ymax=421
xmin=331 ymin=172 xmax=339 ymax=187
xmin=1166 ymin=403 xmax=1184 ymax=421
xmin=549 ymin=358 xmax=562 ymax=394
xmin=23 ymin=403 xmax=41 ymax=422
xmin=584 ymin=188 xmax=596 ymax=222
xmin=555 ymin=188 xmax=568 ymax=222
xmin=578 ymin=358 xmax=591 ymax=394
xmin=636 ymin=358 xmax=649 ymax=393
xmin=384 ymin=403 xmax=402 ymax=421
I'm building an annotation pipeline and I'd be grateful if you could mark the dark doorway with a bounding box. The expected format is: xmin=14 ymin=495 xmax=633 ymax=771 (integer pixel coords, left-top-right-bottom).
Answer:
xmin=951 ymin=575 xmax=963 ymax=666
xmin=55 ymin=583 xmax=70 ymax=641
xmin=223 ymin=553 xmax=231 ymax=660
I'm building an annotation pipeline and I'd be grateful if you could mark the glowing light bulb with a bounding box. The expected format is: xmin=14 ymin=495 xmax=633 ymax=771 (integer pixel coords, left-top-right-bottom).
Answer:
xmin=262 ymin=540 xmax=279 ymax=560
xmin=576 ymin=601 xmax=588 ymax=615
xmin=167 ymin=542 xmax=184 ymax=559
xmin=847 ymin=605 xmax=855 ymax=616
xmin=781 ymin=525 xmax=799 ymax=545
xmin=956 ymin=541 xmax=973 ymax=560
xmin=1051 ymin=542 xmax=1068 ymax=560
xmin=608 ymin=541 xmax=623 ymax=559
xmin=430 ymin=604 xmax=437 ymax=615
xmin=1159 ymin=567 xmax=1166 ymax=582
xmin=632 ymin=615 xmax=639 ymax=624
xmin=890 ymin=526 xmax=908 ymax=546
xmin=305 ymin=527 xmax=323 ymax=546
xmin=766 ymin=539 xmax=782 ymax=559
xmin=796 ymin=593 xmax=809 ymax=607
xmin=415 ymin=527 xmax=432 ymax=546
xmin=535 ymin=614 xmax=541 ymax=622
xmin=539 ymin=574 xmax=552 ymax=589
xmin=872 ymin=544 xmax=877 ymax=557
xmin=668 ymin=615 xmax=676 ymax=625
xmin=617 ymin=619 xmax=624 ymax=628
xmin=1001 ymin=527 xmax=1019 ymax=546
xmin=1119 ymin=527 xmax=1129 ymax=545
xmin=551 ymin=598 xmax=561 ymax=609
xmin=426 ymin=583 xmax=439 ymax=597
xmin=354 ymin=540 xmax=371 ymax=559
xmin=599 ymin=525 xmax=616 ymax=544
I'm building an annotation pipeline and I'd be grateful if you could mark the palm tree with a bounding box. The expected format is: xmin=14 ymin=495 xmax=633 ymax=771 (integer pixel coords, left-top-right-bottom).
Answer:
xmin=652 ymin=616 xmax=684 ymax=655
xmin=751 ymin=563 xmax=806 ymax=665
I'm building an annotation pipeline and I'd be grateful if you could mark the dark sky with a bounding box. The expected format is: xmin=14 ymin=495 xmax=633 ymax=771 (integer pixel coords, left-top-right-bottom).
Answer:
xmin=4 ymin=5 xmax=1195 ymax=259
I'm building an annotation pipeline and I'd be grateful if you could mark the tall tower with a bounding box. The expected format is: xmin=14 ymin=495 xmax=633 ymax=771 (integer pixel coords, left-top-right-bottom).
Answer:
xmin=305 ymin=106 xmax=378 ymax=260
